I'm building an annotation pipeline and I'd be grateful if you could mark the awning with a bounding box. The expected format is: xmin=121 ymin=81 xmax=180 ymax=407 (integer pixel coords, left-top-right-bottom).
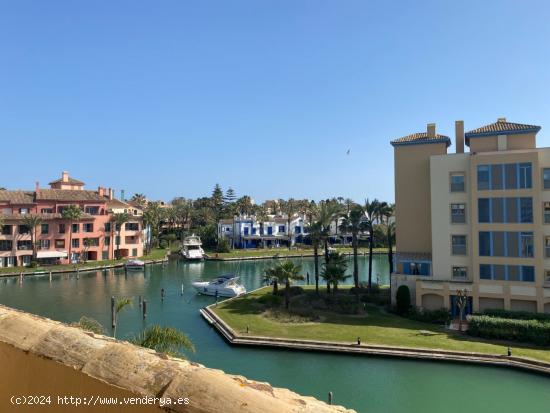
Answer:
xmin=37 ymin=250 xmax=68 ymax=259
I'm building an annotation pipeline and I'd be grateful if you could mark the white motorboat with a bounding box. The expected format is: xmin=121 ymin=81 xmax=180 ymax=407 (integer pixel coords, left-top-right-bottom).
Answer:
xmin=181 ymin=235 xmax=205 ymax=261
xmin=192 ymin=274 xmax=246 ymax=297
xmin=125 ymin=259 xmax=145 ymax=270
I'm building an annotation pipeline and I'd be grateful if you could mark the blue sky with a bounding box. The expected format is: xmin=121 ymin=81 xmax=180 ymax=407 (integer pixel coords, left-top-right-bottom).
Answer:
xmin=1 ymin=1 xmax=550 ymax=203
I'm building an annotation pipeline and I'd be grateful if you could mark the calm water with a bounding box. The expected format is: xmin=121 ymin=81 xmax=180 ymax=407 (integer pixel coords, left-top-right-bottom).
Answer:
xmin=1 ymin=255 xmax=549 ymax=413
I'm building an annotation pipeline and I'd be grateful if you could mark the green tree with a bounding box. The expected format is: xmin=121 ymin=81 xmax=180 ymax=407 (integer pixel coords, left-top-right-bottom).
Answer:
xmin=321 ymin=251 xmax=349 ymax=294
xmin=317 ymin=200 xmax=340 ymax=263
xmin=280 ymin=198 xmax=296 ymax=250
xmin=130 ymin=193 xmax=147 ymax=209
xmin=22 ymin=213 xmax=43 ymax=261
xmin=62 ymin=205 xmax=83 ymax=264
xmin=306 ymin=219 xmax=323 ymax=295
xmin=131 ymin=325 xmax=195 ymax=358
xmin=339 ymin=204 xmax=365 ymax=289
xmin=143 ymin=202 xmax=164 ymax=251
xmin=112 ymin=212 xmax=131 ymax=259
xmin=113 ymin=297 xmax=132 ymax=338
xmin=264 ymin=266 xmax=280 ymax=294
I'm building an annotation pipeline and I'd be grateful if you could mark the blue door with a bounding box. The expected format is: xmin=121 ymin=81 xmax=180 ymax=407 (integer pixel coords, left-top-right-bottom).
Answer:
xmin=267 ymin=227 xmax=273 ymax=235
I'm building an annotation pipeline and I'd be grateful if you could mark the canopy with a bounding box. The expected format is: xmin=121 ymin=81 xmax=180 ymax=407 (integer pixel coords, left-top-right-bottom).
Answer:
xmin=37 ymin=250 xmax=68 ymax=259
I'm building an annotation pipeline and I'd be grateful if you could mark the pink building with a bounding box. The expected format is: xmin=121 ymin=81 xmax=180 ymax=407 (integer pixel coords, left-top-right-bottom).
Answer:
xmin=0 ymin=172 xmax=144 ymax=267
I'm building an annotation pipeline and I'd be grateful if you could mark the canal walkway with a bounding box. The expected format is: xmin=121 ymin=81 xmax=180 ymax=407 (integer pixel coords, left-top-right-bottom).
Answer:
xmin=201 ymin=303 xmax=550 ymax=377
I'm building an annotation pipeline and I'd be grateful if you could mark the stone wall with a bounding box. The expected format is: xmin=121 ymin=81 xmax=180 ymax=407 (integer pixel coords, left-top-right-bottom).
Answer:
xmin=0 ymin=304 xmax=354 ymax=413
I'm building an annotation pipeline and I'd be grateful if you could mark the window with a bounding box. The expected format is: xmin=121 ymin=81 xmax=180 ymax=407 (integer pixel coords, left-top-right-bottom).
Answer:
xmin=278 ymin=225 xmax=285 ymax=233
xmin=84 ymin=238 xmax=99 ymax=247
xmin=479 ymin=232 xmax=491 ymax=256
xmin=544 ymin=169 xmax=550 ymax=189
xmin=479 ymin=264 xmax=534 ymax=282
xmin=19 ymin=208 xmax=29 ymax=214
xmin=252 ymin=228 xmax=257 ymax=235
xmin=72 ymin=239 xmax=80 ymax=248
xmin=72 ymin=223 xmax=79 ymax=233
xmin=244 ymin=227 xmax=249 ymax=235
xmin=1 ymin=225 xmax=12 ymax=235
xmin=545 ymin=237 xmax=550 ymax=258
xmin=22 ymin=255 xmax=31 ymax=266
xmin=519 ymin=163 xmax=532 ymax=189
xmin=55 ymin=239 xmax=65 ymax=248
xmin=104 ymin=223 xmax=111 ymax=232
xmin=504 ymin=164 xmax=518 ymax=189
xmin=478 ymin=199 xmax=490 ymax=223
xmin=125 ymin=223 xmax=139 ymax=231
xmin=41 ymin=224 xmax=49 ymax=235
xmin=491 ymin=198 xmax=504 ymax=222
xmin=520 ymin=232 xmax=534 ymax=258
xmin=104 ymin=236 xmax=110 ymax=246
xmin=451 ymin=235 xmax=467 ymax=255
xmin=85 ymin=206 xmax=99 ymax=215
xmin=295 ymin=226 xmax=301 ymax=234
xmin=41 ymin=208 xmax=53 ymax=214
xmin=450 ymin=173 xmax=465 ymax=192
xmin=83 ymin=223 xmax=93 ymax=233
xmin=545 ymin=202 xmax=550 ymax=224
xmin=452 ymin=266 xmax=468 ymax=280
xmin=18 ymin=225 xmax=30 ymax=234
xmin=267 ymin=227 xmax=273 ymax=235
xmin=451 ymin=204 xmax=466 ymax=223
xmin=58 ymin=223 xmax=66 ymax=234
xmin=402 ymin=261 xmax=431 ymax=276
xmin=545 ymin=270 xmax=550 ymax=284
xmin=17 ymin=240 xmax=32 ymax=250
xmin=102 ymin=251 xmax=109 ymax=260
xmin=491 ymin=164 xmax=503 ymax=190
xmin=520 ymin=198 xmax=533 ymax=223
xmin=477 ymin=165 xmax=490 ymax=190
xmin=132 ymin=248 xmax=137 ymax=257
xmin=0 ymin=240 xmax=12 ymax=251
xmin=115 ymin=235 xmax=120 ymax=245
xmin=39 ymin=239 xmax=50 ymax=249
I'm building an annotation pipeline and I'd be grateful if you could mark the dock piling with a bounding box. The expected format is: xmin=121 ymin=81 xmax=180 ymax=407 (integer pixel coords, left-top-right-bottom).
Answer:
xmin=181 ymin=283 xmax=184 ymax=296
xmin=143 ymin=300 xmax=147 ymax=319
xmin=138 ymin=295 xmax=142 ymax=307
xmin=111 ymin=296 xmax=115 ymax=328
xmin=328 ymin=392 xmax=333 ymax=405
xmin=161 ymin=288 xmax=165 ymax=301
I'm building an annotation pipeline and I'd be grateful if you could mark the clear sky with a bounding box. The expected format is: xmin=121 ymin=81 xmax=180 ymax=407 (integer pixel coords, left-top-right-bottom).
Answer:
xmin=2 ymin=0 xmax=550 ymax=203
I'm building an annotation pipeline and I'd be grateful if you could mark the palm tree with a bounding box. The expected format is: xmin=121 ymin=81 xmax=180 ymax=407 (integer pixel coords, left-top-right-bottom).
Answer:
xmin=112 ymin=212 xmax=131 ymax=259
xmin=62 ymin=205 xmax=82 ymax=264
xmin=318 ymin=201 xmax=340 ymax=263
xmin=268 ymin=261 xmax=304 ymax=309
xmin=256 ymin=207 xmax=269 ymax=247
xmin=306 ymin=220 xmax=323 ymax=295
xmin=321 ymin=251 xmax=350 ymax=294
xmin=130 ymin=193 xmax=147 ymax=209
xmin=379 ymin=203 xmax=395 ymax=276
xmin=364 ymin=199 xmax=382 ymax=291
xmin=339 ymin=204 xmax=365 ymax=289
xmin=113 ymin=297 xmax=132 ymax=338
xmin=143 ymin=202 xmax=163 ymax=253
xmin=22 ymin=214 xmax=43 ymax=262
xmin=263 ymin=266 xmax=279 ymax=294
xmin=131 ymin=325 xmax=195 ymax=358
xmin=281 ymin=198 xmax=296 ymax=250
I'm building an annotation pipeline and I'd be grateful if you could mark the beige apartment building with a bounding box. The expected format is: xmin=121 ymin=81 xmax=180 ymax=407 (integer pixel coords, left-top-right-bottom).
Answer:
xmin=391 ymin=118 xmax=550 ymax=315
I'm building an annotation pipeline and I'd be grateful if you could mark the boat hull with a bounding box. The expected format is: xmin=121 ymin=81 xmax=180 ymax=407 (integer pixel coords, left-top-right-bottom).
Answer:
xmin=192 ymin=283 xmax=245 ymax=298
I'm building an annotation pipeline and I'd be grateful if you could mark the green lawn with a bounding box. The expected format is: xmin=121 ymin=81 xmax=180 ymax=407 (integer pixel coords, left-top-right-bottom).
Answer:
xmin=0 ymin=248 xmax=168 ymax=275
xmin=207 ymin=247 xmax=390 ymax=259
xmin=212 ymin=287 xmax=550 ymax=363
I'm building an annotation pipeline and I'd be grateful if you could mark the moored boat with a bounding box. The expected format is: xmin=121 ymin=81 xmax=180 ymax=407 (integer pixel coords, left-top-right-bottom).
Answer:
xmin=125 ymin=259 xmax=145 ymax=270
xmin=192 ymin=274 xmax=246 ymax=297
xmin=181 ymin=235 xmax=205 ymax=261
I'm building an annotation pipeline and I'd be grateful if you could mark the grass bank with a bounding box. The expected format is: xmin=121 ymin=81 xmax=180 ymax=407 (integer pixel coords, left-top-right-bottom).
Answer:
xmin=206 ymin=247 xmax=391 ymax=260
xmin=212 ymin=287 xmax=550 ymax=363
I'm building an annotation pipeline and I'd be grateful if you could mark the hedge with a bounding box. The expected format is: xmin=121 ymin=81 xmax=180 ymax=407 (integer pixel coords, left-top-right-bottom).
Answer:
xmin=467 ymin=315 xmax=550 ymax=346
xmin=407 ymin=308 xmax=451 ymax=325
xmin=481 ymin=308 xmax=550 ymax=322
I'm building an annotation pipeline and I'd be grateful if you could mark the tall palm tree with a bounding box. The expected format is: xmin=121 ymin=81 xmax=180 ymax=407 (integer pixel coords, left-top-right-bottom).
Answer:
xmin=281 ymin=198 xmax=296 ymax=250
xmin=130 ymin=193 xmax=147 ymax=209
xmin=131 ymin=325 xmax=195 ymax=358
xmin=62 ymin=205 xmax=82 ymax=264
xmin=264 ymin=266 xmax=280 ymax=294
xmin=269 ymin=261 xmax=304 ymax=309
xmin=112 ymin=212 xmax=131 ymax=259
xmin=256 ymin=207 xmax=269 ymax=247
xmin=113 ymin=297 xmax=132 ymax=338
xmin=339 ymin=204 xmax=365 ymax=289
xmin=143 ymin=201 xmax=163 ymax=253
xmin=364 ymin=198 xmax=382 ymax=291
xmin=321 ymin=251 xmax=350 ymax=294
xmin=379 ymin=203 xmax=395 ymax=275
xmin=306 ymin=220 xmax=323 ymax=295
xmin=318 ymin=201 xmax=340 ymax=264
xmin=22 ymin=214 xmax=43 ymax=262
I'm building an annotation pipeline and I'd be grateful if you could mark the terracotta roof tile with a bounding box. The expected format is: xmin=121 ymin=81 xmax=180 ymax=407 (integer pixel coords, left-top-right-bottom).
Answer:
xmin=35 ymin=189 xmax=107 ymax=202
xmin=0 ymin=191 xmax=35 ymax=204
xmin=390 ymin=132 xmax=451 ymax=147
xmin=465 ymin=119 xmax=541 ymax=140
xmin=48 ymin=177 xmax=85 ymax=185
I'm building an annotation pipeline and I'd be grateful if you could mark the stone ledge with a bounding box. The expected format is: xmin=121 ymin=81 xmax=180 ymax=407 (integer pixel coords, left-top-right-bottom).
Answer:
xmin=0 ymin=304 xmax=354 ymax=413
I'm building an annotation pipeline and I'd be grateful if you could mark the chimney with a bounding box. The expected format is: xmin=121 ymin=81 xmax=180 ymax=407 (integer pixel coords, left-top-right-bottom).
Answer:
xmin=98 ymin=186 xmax=105 ymax=197
xmin=427 ymin=123 xmax=436 ymax=138
xmin=455 ymin=120 xmax=464 ymax=154
xmin=35 ymin=181 xmax=40 ymax=192
xmin=497 ymin=117 xmax=507 ymax=123
xmin=108 ymin=188 xmax=113 ymax=200
xmin=62 ymin=171 xmax=69 ymax=182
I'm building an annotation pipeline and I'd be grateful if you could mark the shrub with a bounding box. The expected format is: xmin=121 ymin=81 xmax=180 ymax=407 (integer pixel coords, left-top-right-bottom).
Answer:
xmin=395 ymin=285 xmax=411 ymax=315
xmin=467 ymin=315 xmax=550 ymax=346
xmin=481 ymin=308 xmax=550 ymax=322
xmin=216 ymin=238 xmax=231 ymax=253
xmin=29 ymin=260 xmax=39 ymax=268
xmin=408 ymin=307 xmax=451 ymax=324
xmin=275 ymin=286 xmax=304 ymax=297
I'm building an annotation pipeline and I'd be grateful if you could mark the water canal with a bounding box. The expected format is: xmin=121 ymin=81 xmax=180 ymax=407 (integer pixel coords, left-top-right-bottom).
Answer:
xmin=1 ymin=256 xmax=549 ymax=413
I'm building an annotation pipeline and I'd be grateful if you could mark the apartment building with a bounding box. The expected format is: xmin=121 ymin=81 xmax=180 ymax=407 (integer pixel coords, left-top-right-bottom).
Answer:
xmin=218 ymin=215 xmax=307 ymax=248
xmin=0 ymin=172 xmax=144 ymax=267
xmin=391 ymin=118 xmax=550 ymax=315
